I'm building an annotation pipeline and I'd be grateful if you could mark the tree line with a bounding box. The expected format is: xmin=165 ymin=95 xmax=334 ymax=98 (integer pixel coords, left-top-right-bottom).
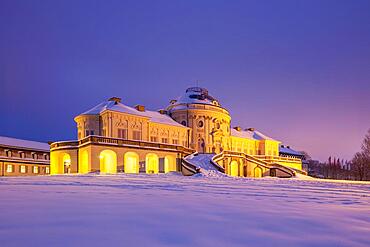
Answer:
xmin=305 ymin=129 xmax=370 ymax=181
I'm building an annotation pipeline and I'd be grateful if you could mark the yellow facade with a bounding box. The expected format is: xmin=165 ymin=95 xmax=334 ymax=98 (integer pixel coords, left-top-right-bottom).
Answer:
xmin=50 ymin=87 xmax=303 ymax=177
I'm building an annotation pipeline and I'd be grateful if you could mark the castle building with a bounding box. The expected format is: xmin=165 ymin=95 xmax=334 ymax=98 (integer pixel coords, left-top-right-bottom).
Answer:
xmin=0 ymin=136 xmax=50 ymax=176
xmin=50 ymin=87 xmax=304 ymax=177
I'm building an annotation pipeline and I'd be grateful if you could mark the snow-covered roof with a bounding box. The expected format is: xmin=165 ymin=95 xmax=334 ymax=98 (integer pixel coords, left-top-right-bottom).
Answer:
xmin=231 ymin=128 xmax=277 ymax=141
xmin=279 ymin=146 xmax=303 ymax=156
xmin=79 ymin=99 xmax=186 ymax=127
xmin=168 ymin=87 xmax=222 ymax=111
xmin=0 ymin=136 xmax=50 ymax=151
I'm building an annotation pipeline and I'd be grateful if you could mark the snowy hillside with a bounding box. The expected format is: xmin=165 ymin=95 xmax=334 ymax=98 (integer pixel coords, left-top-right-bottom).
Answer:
xmin=0 ymin=174 xmax=369 ymax=247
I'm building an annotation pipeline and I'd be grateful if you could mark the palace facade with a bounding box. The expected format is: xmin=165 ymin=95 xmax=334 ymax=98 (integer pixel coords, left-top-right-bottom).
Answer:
xmin=50 ymin=87 xmax=305 ymax=177
xmin=0 ymin=136 xmax=50 ymax=176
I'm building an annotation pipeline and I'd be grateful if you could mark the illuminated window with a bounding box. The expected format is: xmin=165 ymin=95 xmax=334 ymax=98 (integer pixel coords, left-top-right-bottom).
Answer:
xmin=172 ymin=139 xmax=178 ymax=145
xmin=45 ymin=167 xmax=50 ymax=174
xmin=182 ymin=140 xmax=187 ymax=147
xmin=78 ymin=132 xmax=81 ymax=139
xmin=33 ymin=166 xmax=39 ymax=174
xmin=162 ymin=138 xmax=168 ymax=144
xmin=118 ymin=129 xmax=127 ymax=139
xmin=6 ymin=164 xmax=13 ymax=173
xmin=20 ymin=165 xmax=26 ymax=173
xmin=133 ymin=131 xmax=141 ymax=140
xmin=150 ymin=136 xmax=158 ymax=142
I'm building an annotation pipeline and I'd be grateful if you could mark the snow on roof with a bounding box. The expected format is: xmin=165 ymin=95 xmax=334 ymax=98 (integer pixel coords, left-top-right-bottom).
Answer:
xmin=0 ymin=136 xmax=49 ymax=151
xmin=231 ymin=128 xmax=277 ymax=141
xmin=168 ymin=87 xmax=221 ymax=110
xmin=79 ymin=100 xmax=186 ymax=127
xmin=279 ymin=146 xmax=303 ymax=156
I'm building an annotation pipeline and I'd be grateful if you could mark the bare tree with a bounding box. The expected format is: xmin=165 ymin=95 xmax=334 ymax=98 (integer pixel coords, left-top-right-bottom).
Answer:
xmin=351 ymin=129 xmax=370 ymax=181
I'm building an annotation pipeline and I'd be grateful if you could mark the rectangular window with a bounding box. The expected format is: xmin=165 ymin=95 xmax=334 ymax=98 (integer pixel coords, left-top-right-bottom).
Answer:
xmin=19 ymin=152 xmax=25 ymax=159
xmin=6 ymin=150 xmax=11 ymax=157
xmin=132 ymin=131 xmax=142 ymax=140
xmin=118 ymin=129 xmax=128 ymax=139
xmin=162 ymin=138 xmax=168 ymax=144
xmin=78 ymin=132 xmax=81 ymax=139
xmin=32 ymin=153 xmax=37 ymax=159
xmin=182 ymin=140 xmax=187 ymax=147
xmin=85 ymin=130 xmax=89 ymax=137
xmin=172 ymin=139 xmax=178 ymax=145
xmin=90 ymin=130 xmax=94 ymax=135
xmin=33 ymin=166 xmax=39 ymax=174
xmin=150 ymin=136 xmax=158 ymax=142
xmin=45 ymin=167 xmax=50 ymax=174
xmin=6 ymin=164 xmax=13 ymax=173
xmin=20 ymin=165 xmax=26 ymax=173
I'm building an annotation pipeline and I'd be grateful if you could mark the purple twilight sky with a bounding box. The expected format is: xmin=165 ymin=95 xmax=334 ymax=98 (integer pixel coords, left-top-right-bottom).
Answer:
xmin=1 ymin=0 xmax=370 ymax=161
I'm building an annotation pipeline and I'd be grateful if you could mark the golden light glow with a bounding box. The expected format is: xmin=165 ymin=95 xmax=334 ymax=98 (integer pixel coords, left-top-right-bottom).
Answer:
xmin=124 ymin=152 xmax=139 ymax=174
xmin=254 ymin=167 xmax=262 ymax=178
xmin=229 ymin=160 xmax=239 ymax=177
xmin=164 ymin=155 xmax=176 ymax=173
xmin=79 ymin=150 xmax=89 ymax=174
xmin=99 ymin=150 xmax=117 ymax=174
xmin=145 ymin=153 xmax=159 ymax=174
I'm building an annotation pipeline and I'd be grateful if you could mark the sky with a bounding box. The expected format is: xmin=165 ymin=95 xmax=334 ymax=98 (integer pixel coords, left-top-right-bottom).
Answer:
xmin=0 ymin=0 xmax=369 ymax=161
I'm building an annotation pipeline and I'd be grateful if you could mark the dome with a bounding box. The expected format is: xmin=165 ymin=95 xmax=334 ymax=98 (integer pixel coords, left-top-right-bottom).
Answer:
xmin=167 ymin=87 xmax=222 ymax=111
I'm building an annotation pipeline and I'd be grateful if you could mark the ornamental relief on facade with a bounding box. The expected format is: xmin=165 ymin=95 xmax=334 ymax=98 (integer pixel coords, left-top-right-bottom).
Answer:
xmin=130 ymin=121 xmax=142 ymax=130
xmin=115 ymin=119 xmax=128 ymax=128
xmin=159 ymin=129 xmax=169 ymax=137
xmin=170 ymin=131 xmax=180 ymax=138
xmin=150 ymin=128 xmax=158 ymax=136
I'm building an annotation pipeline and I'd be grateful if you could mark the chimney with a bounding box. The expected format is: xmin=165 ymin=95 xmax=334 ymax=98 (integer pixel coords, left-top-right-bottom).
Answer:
xmin=108 ymin=97 xmax=121 ymax=104
xmin=233 ymin=126 xmax=242 ymax=131
xmin=246 ymin=127 xmax=255 ymax=131
xmin=135 ymin=105 xmax=145 ymax=112
xmin=158 ymin=109 xmax=167 ymax=115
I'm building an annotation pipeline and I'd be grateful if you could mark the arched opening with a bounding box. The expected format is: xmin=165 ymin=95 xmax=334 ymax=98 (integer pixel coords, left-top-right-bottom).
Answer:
xmin=62 ymin=154 xmax=71 ymax=174
xmin=254 ymin=167 xmax=263 ymax=178
xmin=99 ymin=150 xmax=117 ymax=174
xmin=146 ymin=153 xmax=159 ymax=174
xmin=124 ymin=152 xmax=139 ymax=174
xmin=79 ymin=150 xmax=89 ymax=174
xmin=229 ymin=160 xmax=239 ymax=177
xmin=164 ymin=155 xmax=177 ymax=173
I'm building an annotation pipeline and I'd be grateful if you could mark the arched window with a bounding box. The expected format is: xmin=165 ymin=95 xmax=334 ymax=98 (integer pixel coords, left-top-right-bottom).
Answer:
xmin=99 ymin=150 xmax=117 ymax=174
xmin=124 ymin=152 xmax=139 ymax=174
xmin=145 ymin=153 xmax=159 ymax=174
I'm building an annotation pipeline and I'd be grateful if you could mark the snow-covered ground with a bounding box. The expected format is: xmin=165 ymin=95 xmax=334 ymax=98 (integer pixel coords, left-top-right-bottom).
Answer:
xmin=0 ymin=174 xmax=369 ymax=247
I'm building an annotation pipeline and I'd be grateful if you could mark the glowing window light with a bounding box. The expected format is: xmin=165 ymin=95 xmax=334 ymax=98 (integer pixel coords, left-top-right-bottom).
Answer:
xmin=145 ymin=153 xmax=159 ymax=174
xmin=99 ymin=150 xmax=117 ymax=174
xmin=124 ymin=152 xmax=139 ymax=174
xmin=230 ymin=161 xmax=239 ymax=177
xmin=254 ymin=167 xmax=263 ymax=178
xmin=164 ymin=155 xmax=176 ymax=173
